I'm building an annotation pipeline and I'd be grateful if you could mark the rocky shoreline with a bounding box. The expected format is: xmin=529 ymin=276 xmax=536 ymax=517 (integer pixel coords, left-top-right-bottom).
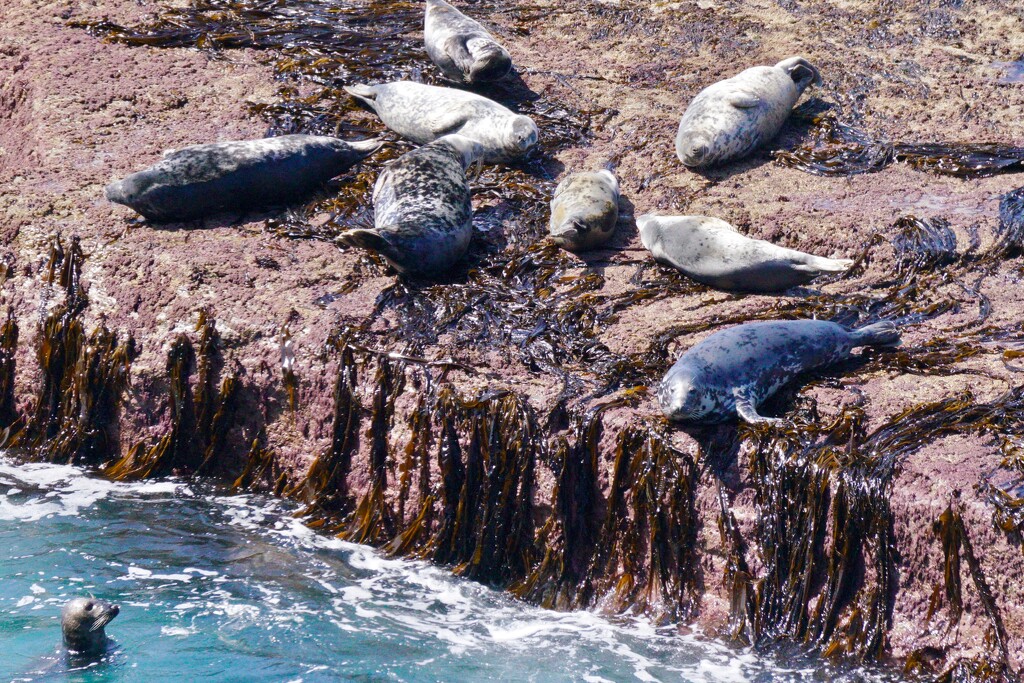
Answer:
xmin=1 ymin=0 xmax=1023 ymax=678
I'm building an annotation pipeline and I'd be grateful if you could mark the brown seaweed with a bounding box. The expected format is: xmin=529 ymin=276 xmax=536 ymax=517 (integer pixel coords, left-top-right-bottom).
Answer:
xmin=775 ymin=116 xmax=1024 ymax=179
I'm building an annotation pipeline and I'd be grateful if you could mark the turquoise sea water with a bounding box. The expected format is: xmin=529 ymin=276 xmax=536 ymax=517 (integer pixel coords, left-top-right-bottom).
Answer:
xmin=0 ymin=455 xmax=900 ymax=682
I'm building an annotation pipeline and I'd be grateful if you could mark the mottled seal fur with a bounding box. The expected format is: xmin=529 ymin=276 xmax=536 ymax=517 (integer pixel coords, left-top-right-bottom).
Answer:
xmin=425 ymin=0 xmax=512 ymax=84
xmin=548 ymin=170 xmax=620 ymax=252
xmin=61 ymin=597 xmax=119 ymax=654
xmin=675 ymin=56 xmax=821 ymax=168
xmin=336 ymin=134 xmax=484 ymax=277
xmin=658 ymin=320 xmax=900 ymax=424
xmin=637 ymin=214 xmax=852 ymax=292
xmin=106 ymin=135 xmax=383 ymax=222
xmin=343 ymin=81 xmax=537 ymax=163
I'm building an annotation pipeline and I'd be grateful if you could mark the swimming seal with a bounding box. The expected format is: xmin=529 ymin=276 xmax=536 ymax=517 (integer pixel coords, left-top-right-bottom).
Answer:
xmin=336 ymin=134 xmax=484 ymax=277
xmin=675 ymin=56 xmax=821 ymax=168
xmin=106 ymin=135 xmax=383 ymax=222
xmin=343 ymin=81 xmax=537 ymax=163
xmin=637 ymin=214 xmax=852 ymax=292
xmin=61 ymin=597 xmax=119 ymax=654
xmin=549 ymin=170 xmax=620 ymax=252
xmin=425 ymin=0 xmax=512 ymax=84
xmin=658 ymin=320 xmax=900 ymax=424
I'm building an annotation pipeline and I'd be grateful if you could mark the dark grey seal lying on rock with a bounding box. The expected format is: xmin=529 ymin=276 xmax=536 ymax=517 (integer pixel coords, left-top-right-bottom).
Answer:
xmin=106 ymin=135 xmax=383 ymax=222
xmin=637 ymin=214 xmax=852 ymax=292
xmin=658 ymin=320 xmax=900 ymax=424
xmin=336 ymin=134 xmax=484 ymax=277
xmin=425 ymin=0 xmax=513 ymax=84
xmin=343 ymin=81 xmax=537 ymax=163
xmin=675 ymin=56 xmax=821 ymax=168
xmin=548 ymin=169 xmax=620 ymax=252
xmin=61 ymin=597 xmax=119 ymax=654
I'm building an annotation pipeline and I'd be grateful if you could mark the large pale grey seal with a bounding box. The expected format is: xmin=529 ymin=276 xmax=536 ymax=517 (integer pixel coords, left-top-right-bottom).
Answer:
xmin=549 ymin=170 xmax=620 ymax=251
xmin=637 ymin=214 xmax=852 ymax=292
xmin=675 ymin=56 xmax=821 ymax=168
xmin=425 ymin=0 xmax=512 ymax=84
xmin=658 ymin=320 xmax=900 ymax=424
xmin=61 ymin=597 xmax=119 ymax=654
xmin=343 ymin=81 xmax=537 ymax=163
xmin=106 ymin=135 xmax=383 ymax=222
xmin=336 ymin=134 xmax=484 ymax=277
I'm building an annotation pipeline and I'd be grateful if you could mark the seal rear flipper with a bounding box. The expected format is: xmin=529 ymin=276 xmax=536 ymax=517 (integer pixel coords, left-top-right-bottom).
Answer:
xmin=343 ymin=84 xmax=380 ymax=111
xmin=791 ymin=256 xmax=855 ymax=274
xmin=849 ymin=320 xmax=901 ymax=347
xmin=734 ymin=391 xmax=783 ymax=425
xmin=335 ymin=229 xmax=400 ymax=262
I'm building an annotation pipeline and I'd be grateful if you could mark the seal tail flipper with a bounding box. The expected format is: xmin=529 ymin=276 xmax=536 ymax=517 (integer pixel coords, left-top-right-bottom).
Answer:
xmin=791 ymin=256 xmax=855 ymax=274
xmin=343 ymin=84 xmax=380 ymax=111
xmin=849 ymin=320 xmax=901 ymax=347
xmin=335 ymin=228 xmax=399 ymax=262
xmin=466 ymin=38 xmax=512 ymax=82
xmin=775 ymin=56 xmax=822 ymax=92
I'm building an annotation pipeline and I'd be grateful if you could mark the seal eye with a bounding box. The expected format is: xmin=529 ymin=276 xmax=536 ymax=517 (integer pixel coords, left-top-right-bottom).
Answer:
xmin=84 ymin=602 xmax=94 ymax=611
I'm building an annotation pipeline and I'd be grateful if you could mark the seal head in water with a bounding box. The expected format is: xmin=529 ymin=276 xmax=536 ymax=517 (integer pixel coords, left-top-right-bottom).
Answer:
xmin=61 ymin=597 xmax=120 ymax=654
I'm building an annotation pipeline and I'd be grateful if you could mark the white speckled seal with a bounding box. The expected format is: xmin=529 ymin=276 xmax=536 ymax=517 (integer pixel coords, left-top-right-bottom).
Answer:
xmin=105 ymin=135 xmax=383 ymax=222
xmin=548 ymin=169 xmax=620 ymax=252
xmin=658 ymin=320 xmax=901 ymax=424
xmin=675 ymin=56 xmax=821 ymax=168
xmin=343 ymin=81 xmax=537 ymax=164
xmin=637 ymin=214 xmax=852 ymax=292
xmin=425 ymin=0 xmax=512 ymax=84
xmin=336 ymin=134 xmax=484 ymax=277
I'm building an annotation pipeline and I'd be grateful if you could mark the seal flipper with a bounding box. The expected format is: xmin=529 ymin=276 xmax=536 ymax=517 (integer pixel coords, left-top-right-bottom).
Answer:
xmin=727 ymin=92 xmax=761 ymax=109
xmin=790 ymin=256 xmax=855 ymax=274
xmin=734 ymin=389 xmax=782 ymax=425
xmin=441 ymin=35 xmax=476 ymax=80
xmin=849 ymin=320 xmax=901 ymax=347
xmin=336 ymin=229 xmax=402 ymax=264
xmin=343 ymin=84 xmax=380 ymax=113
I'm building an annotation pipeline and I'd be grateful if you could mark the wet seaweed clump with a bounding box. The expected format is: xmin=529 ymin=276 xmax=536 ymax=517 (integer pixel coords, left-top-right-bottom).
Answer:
xmin=775 ymin=116 xmax=1024 ymax=179
xmin=891 ymin=216 xmax=958 ymax=280
xmin=107 ymin=312 xmax=239 ymax=480
xmin=17 ymin=236 xmax=136 ymax=466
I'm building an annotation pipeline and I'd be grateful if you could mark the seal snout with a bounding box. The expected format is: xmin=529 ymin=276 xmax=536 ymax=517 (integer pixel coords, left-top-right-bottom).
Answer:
xmin=657 ymin=370 xmax=703 ymax=421
xmin=679 ymin=137 xmax=712 ymax=168
xmin=509 ymin=116 xmax=539 ymax=153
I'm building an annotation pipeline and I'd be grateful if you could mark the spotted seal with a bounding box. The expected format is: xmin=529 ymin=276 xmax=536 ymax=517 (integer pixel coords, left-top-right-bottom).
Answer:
xmin=106 ymin=135 xmax=383 ymax=222
xmin=658 ymin=320 xmax=900 ymax=424
xmin=336 ymin=134 xmax=484 ymax=277
xmin=548 ymin=169 xmax=620 ymax=252
xmin=61 ymin=597 xmax=119 ymax=654
xmin=343 ymin=81 xmax=537 ymax=163
xmin=425 ymin=0 xmax=512 ymax=84
xmin=675 ymin=56 xmax=821 ymax=168
xmin=637 ymin=214 xmax=852 ymax=292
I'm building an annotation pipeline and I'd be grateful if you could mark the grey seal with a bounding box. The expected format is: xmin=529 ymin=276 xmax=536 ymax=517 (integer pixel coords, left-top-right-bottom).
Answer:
xmin=61 ymin=597 xmax=120 ymax=654
xmin=106 ymin=135 xmax=383 ymax=222
xmin=549 ymin=170 xmax=620 ymax=251
xmin=675 ymin=56 xmax=821 ymax=168
xmin=336 ymin=134 xmax=484 ymax=277
xmin=658 ymin=320 xmax=900 ymax=424
xmin=637 ymin=214 xmax=852 ymax=292
xmin=425 ymin=0 xmax=512 ymax=84
xmin=343 ymin=81 xmax=537 ymax=163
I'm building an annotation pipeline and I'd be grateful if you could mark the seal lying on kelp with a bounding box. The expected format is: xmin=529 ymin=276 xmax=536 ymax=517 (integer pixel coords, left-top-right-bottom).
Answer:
xmin=549 ymin=169 xmax=620 ymax=251
xmin=336 ymin=134 xmax=484 ymax=277
xmin=106 ymin=135 xmax=383 ymax=222
xmin=343 ymin=81 xmax=537 ymax=163
xmin=425 ymin=0 xmax=512 ymax=84
xmin=637 ymin=214 xmax=852 ymax=291
xmin=675 ymin=56 xmax=821 ymax=168
xmin=658 ymin=319 xmax=900 ymax=424
xmin=61 ymin=597 xmax=119 ymax=655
